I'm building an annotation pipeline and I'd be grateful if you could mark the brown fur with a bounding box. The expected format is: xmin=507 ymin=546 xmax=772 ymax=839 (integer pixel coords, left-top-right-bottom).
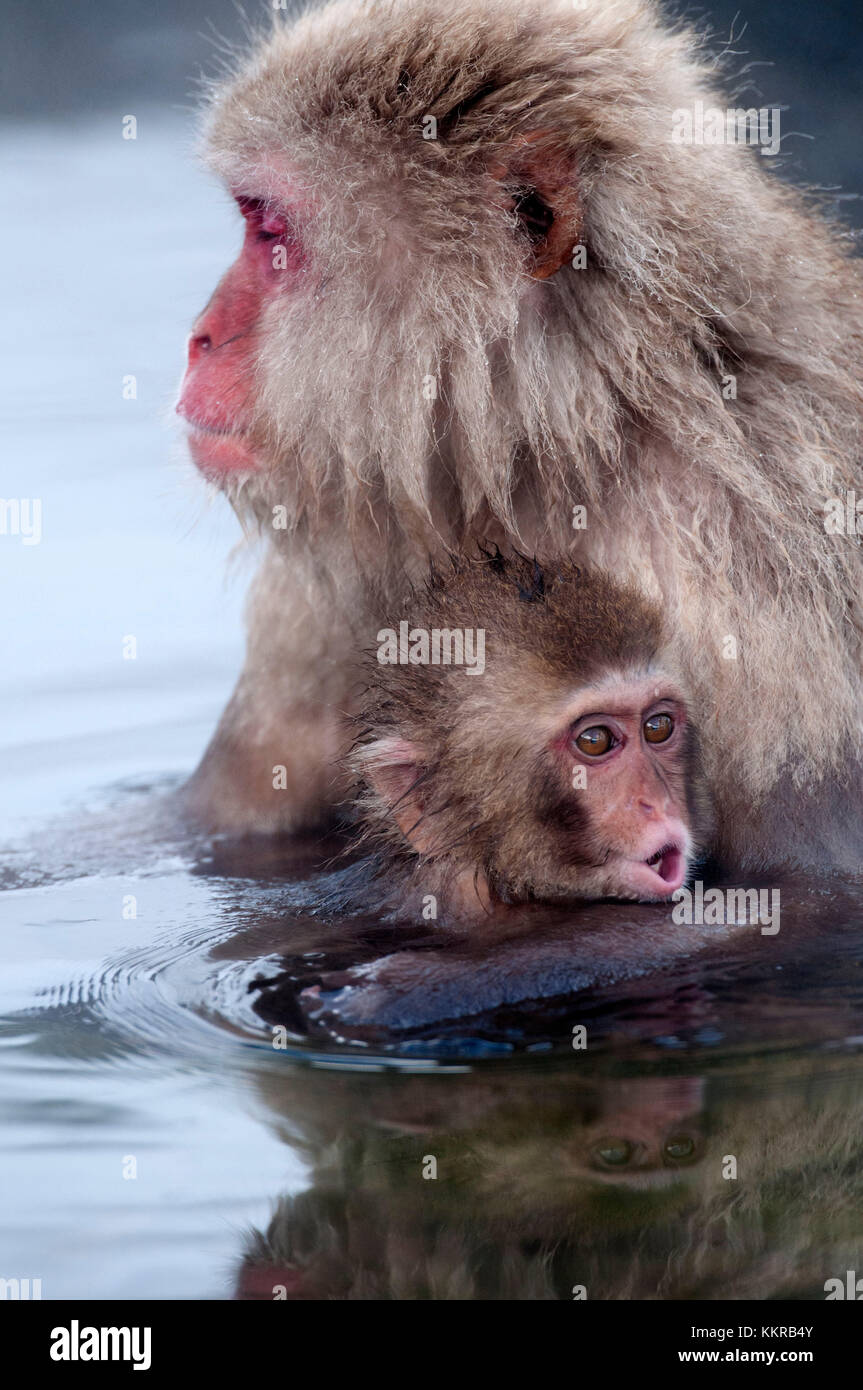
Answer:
xmin=187 ymin=0 xmax=863 ymax=870
xmin=351 ymin=551 xmax=710 ymax=914
xmin=235 ymin=1051 xmax=863 ymax=1300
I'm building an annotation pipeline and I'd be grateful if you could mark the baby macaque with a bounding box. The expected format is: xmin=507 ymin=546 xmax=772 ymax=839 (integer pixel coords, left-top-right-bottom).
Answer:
xmin=353 ymin=552 xmax=711 ymax=920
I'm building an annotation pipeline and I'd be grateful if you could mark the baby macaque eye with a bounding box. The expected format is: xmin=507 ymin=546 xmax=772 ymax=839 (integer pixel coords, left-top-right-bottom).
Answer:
xmin=575 ymin=725 xmax=615 ymax=756
xmin=663 ymin=1135 xmax=698 ymax=1165
xmin=644 ymin=713 xmax=674 ymax=744
xmin=593 ymin=1139 xmax=633 ymax=1167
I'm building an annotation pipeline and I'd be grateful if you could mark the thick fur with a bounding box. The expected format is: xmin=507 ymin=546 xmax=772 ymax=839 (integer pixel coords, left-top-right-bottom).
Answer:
xmin=352 ymin=551 xmax=711 ymax=910
xmin=193 ymin=0 xmax=863 ymax=868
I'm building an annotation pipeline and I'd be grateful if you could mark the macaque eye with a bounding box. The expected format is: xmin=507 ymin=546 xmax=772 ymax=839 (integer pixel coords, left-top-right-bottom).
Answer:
xmin=593 ymin=1139 xmax=634 ymax=1167
xmin=574 ymin=725 xmax=616 ymax=757
xmin=644 ymin=713 xmax=674 ymax=744
xmin=663 ymin=1135 xmax=698 ymax=1165
xmin=236 ymin=196 xmax=290 ymax=243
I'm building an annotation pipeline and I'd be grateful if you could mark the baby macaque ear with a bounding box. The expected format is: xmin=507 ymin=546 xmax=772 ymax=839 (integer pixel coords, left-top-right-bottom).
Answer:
xmin=489 ymin=131 xmax=581 ymax=280
xmin=357 ymin=737 xmax=437 ymax=854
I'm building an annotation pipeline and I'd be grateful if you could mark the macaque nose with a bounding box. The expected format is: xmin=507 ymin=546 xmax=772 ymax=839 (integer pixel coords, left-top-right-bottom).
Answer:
xmin=187 ymin=332 xmax=212 ymax=366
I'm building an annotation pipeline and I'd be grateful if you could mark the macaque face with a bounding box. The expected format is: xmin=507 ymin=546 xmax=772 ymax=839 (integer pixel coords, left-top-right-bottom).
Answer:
xmin=176 ymin=4 xmax=584 ymax=508
xmin=551 ymin=674 xmax=693 ymax=900
xmin=358 ymin=556 xmax=706 ymax=913
xmin=362 ymin=665 xmax=698 ymax=910
xmin=176 ymin=168 xmax=574 ymax=493
xmin=176 ymin=194 xmax=307 ymax=480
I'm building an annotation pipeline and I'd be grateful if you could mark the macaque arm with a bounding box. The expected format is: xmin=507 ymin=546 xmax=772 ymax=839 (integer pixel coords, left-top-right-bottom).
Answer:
xmin=298 ymin=910 xmax=741 ymax=1041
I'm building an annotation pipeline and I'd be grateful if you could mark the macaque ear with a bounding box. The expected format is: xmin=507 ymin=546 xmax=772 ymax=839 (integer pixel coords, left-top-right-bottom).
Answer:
xmin=489 ymin=132 xmax=581 ymax=280
xmin=358 ymin=737 xmax=437 ymax=854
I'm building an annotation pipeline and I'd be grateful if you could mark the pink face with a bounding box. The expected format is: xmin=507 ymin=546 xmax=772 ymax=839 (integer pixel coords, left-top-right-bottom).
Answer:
xmin=176 ymin=196 xmax=306 ymax=480
xmin=557 ymin=678 xmax=693 ymax=899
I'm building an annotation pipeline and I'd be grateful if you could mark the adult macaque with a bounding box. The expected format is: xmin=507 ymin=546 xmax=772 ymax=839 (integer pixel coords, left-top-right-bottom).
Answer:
xmin=353 ymin=552 xmax=710 ymax=920
xmin=178 ymin=0 xmax=863 ymax=872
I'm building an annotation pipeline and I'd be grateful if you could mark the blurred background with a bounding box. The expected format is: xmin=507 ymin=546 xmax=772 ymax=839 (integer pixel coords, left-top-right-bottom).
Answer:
xmin=3 ymin=0 xmax=862 ymax=206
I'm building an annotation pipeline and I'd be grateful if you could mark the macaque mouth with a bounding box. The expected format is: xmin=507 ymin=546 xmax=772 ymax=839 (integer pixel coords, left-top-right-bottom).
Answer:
xmin=184 ymin=417 xmax=243 ymax=439
xmin=642 ymin=839 xmax=683 ymax=884
xmin=182 ymin=415 xmax=260 ymax=477
xmin=630 ymin=840 xmax=687 ymax=896
xmin=645 ymin=843 xmax=681 ymax=881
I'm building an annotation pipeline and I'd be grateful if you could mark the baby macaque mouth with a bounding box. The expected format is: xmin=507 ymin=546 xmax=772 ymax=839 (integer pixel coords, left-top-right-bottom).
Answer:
xmin=620 ymin=838 xmax=688 ymax=899
xmin=644 ymin=843 xmax=683 ymax=883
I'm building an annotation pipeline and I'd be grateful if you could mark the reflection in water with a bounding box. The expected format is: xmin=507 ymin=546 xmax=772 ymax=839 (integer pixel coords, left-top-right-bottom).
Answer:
xmin=236 ymin=1053 xmax=863 ymax=1301
xmin=3 ymin=791 xmax=863 ymax=1299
